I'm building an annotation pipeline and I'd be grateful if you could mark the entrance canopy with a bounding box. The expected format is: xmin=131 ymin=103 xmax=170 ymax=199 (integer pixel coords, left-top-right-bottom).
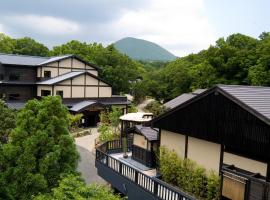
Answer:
xmin=120 ymin=112 xmax=153 ymax=123
xmin=134 ymin=125 xmax=158 ymax=141
xmin=69 ymin=100 xmax=104 ymax=112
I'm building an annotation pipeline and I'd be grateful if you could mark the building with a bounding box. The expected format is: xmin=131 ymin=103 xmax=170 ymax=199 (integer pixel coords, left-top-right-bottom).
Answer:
xmin=0 ymin=53 xmax=129 ymax=126
xmin=96 ymin=85 xmax=270 ymax=200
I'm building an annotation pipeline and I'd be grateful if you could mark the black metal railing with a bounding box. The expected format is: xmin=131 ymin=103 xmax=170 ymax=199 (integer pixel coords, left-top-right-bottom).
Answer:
xmin=132 ymin=144 xmax=156 ymax=168
xmin=96 ymin=140 xmax=195 ymax=200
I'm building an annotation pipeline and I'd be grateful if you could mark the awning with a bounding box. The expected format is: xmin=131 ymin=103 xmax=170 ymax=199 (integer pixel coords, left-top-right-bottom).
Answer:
xmin=69 ymin=100 xmax=104 ymax=112
xmin=134 ymin=125 xmax=159 ymax=141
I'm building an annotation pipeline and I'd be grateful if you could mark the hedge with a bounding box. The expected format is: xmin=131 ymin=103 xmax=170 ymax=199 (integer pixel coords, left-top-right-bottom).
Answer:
xmin=159 ymin=147 xmax=220 ymax=199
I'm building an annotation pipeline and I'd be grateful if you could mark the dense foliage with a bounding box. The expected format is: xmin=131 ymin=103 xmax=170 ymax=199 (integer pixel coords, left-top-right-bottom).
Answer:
xmin=144 ymin=100 xmax=167 ymax=117
xmin=141 ymin=32 xmax=270 ymax=101
xmin=1 ymin=32 xmax=270 ymax=102
xmin=160 ymin=147 xmax=220 ymax=200
xmin=0 ymin=96 xmax=79 ymax=200
xmin=98 ymin=106 xmax=122 ymax=143
xmin=34 ymin=174 xmax=121 ymax=200
xmin=0 ymin=33 xmax=49 ymax=56
xmin=0 ymin=100 xmax=16 ymax=144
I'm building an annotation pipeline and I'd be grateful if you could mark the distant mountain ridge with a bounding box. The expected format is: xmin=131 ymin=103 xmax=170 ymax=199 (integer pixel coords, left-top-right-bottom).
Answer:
xmin=114 ymin=37 xmax=176 ymax=61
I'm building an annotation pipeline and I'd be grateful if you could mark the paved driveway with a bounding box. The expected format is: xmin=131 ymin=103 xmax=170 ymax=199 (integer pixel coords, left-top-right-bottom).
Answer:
xmin=75 ymin=128 xmax=106 ymax=184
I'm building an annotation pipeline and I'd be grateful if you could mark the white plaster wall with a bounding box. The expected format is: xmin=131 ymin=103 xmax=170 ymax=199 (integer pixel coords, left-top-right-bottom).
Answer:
xmin=133 ymin=134 xmax=148 ymax=150
xmin=99 ymin=87 xmax=112 ymax=97
xmin=223 ymin=152 xmax=267 ymax=176
xmin=37 ymin=86 xmax=52 ymax=96
xmin=72 ymin=75 xmax=85 ymax=85
xmin=160 ymin=130 xmax=186 ymax=158
xmin=72 ymin=86 xmax=84 ymax=98
xmin=54 ymin=86 xmax=71 ymax=98
xmin=86 ymin=76 xmax=98 ymax=85
xmin=86 ymin=87 xmax=98 ymax=97
xmin=187 ymin=137 xmax=221 ymax=172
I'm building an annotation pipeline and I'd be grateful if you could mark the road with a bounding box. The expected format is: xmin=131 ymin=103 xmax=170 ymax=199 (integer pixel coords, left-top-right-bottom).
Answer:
xmin=75 ymin=128 xmax=106 ymax=184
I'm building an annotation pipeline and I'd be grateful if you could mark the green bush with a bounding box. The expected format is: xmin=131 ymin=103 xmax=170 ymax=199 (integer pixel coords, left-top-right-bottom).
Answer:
xmin=34 ymin=174 xmax=122 ymax=200
xmin=98 ymin=124 xmax=119 ymax=143
xmin=206 ymin=171 xmax=221 ymax=200
xmin=145 ymin=100 xmax=167 ymax=117
xmin=159 ymin=146 xmax=220 ymax=199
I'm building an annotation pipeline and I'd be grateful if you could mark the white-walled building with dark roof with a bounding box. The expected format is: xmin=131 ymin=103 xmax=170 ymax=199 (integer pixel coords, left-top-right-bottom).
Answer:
xmin=0 ymin=53 xmax=129 ymax=126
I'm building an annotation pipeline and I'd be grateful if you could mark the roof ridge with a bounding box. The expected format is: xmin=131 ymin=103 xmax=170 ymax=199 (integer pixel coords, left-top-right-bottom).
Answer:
xmin=217 ymin=84 xmax=270 ymax=89
xmin=0 ymin=52 xmax=50 ymax=59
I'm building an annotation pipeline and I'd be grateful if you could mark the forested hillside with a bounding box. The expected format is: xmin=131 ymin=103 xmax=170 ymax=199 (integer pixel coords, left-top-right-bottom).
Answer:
xmin=114 ymin=37 xmax=176 ymax=61
xmin=0 ymin=32 xmax=270 ymax=102
xmin=139 ymin=32 xmax=270 ymax=101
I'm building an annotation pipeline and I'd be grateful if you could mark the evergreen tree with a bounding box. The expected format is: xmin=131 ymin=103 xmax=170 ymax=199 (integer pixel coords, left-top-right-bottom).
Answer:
xmin=0 ymin=96 xmax=79 ymax=200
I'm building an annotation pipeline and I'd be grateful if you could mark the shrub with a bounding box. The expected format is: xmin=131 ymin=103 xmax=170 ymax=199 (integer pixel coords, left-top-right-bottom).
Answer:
xmin=98 ymin=124 xmax=119 ymax=143
xmin=99 ymin=110 xmax=110 ymax=124
xmin=159 ymin=146 xmax=220 ymax=199
xmin=206 ymin=171 xmax=221 ymax=200
xmin=128 ymin=103 xmax=138 ymax=113
xmin=34 ymin=174 xmax=122 ymax=200
xmin=145 ymin=100 xmax=167 ymax=117
xmin=68 ymin=113 xmax=83 ymax=132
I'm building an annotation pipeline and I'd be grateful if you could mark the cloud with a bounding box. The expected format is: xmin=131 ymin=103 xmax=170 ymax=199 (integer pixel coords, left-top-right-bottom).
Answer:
xmin=106 ymin=0 xmax=217 ymax=56
xmin=0 ymin=24 xmax=4 ymax=33
xmin=9 ymin=15 xmax=81 ymax=35
xmin=0 ymin=0 xmax=217 ymax=56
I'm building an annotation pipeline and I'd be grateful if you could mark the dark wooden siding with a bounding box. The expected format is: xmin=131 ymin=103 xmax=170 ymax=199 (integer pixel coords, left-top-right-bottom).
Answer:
xmin=0 ymin=85 xmax=36 ymax=100
xmin=153 ymin=91 xmax=270 ymax=162
xmin=3 ymin=65 xmax=36 ymax=82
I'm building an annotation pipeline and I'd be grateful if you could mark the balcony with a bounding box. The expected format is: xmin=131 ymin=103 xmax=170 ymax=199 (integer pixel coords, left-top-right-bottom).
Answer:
xmin=95 ymin=139 xmax=195 ymax=200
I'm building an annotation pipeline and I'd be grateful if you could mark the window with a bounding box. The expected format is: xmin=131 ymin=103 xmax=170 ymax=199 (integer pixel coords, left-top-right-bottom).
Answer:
xmin=44 ymin=71 xmax=51 ymax=78
xmin=8 ymin=94 xmax=20 ymax=100
xmin=41 ymin=90 xmax=51 ymax=97
xmin=56 ymin=90 xmax=63 ymax=98
xmin=0 ymin=74 xmax=3 ymax=80
xmin=9 ymin=74 xmax=20 ymax=81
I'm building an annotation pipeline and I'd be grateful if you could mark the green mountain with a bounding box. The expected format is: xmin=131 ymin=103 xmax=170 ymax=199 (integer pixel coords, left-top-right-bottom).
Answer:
xmin=114 ymin=37 xmax=176 ymax=61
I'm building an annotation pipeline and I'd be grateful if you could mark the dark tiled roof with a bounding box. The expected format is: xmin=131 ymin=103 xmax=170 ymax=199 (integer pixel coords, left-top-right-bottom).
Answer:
xmin=0 ymin=53 xmax=48 ymax=66
xmin=135 ymin=125 xmax=158 ymax=141
xmin=218 ymin=85 xmax=270 ymax=121
xmin=5 ymin=101 xmax=25 ymax=110
xmin=164 ymin=89 xmax=206 ymax=109
xmin=69 ymin=100 xmax=101 ymax=112
xmin=153 ymin=85 xmax=270 ymax=126
xmin=38 ymin=55 xmax=72 ymax=65
xmin=36 ymin=71 xmax=84 ymax=85
xmin=0 ymin=53 xmax=99 ymax=70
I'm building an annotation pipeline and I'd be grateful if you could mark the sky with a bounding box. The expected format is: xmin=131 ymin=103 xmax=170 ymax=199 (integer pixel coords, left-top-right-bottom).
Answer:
xmin=0 ymin=0 xmax=269 ymax=56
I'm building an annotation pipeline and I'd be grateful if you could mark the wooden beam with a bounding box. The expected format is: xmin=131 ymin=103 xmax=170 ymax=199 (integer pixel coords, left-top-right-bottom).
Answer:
xmin=70 ymin=78 xmax=73 ymax=98
xmin=267 ymin=162 xmax=270 ymax=182
xmin=184 ymin=135 xmax=188 ymax=159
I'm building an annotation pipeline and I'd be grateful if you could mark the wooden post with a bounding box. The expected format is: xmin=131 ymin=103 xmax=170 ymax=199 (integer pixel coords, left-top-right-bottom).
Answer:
xmin=135 ymin=171 xmax=138 ymax=183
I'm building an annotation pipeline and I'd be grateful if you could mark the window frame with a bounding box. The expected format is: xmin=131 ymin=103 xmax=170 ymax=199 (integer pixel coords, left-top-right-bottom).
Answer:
xmin=41 ymin=90 xmax=51 ymax=97
xmin=44 ymin=71 xmax=51 ymax=78
xmin=56 ymin=90 xmax=64 ymax=98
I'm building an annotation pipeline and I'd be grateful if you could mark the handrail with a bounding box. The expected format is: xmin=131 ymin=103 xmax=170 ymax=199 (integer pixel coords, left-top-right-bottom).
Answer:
xmin=96 ymin=140 xmax=196 ymax=200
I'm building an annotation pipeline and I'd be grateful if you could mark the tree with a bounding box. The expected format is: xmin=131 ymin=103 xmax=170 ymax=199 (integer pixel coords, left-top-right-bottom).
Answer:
xmin=68 ymin=113 xmax=83 ymax=132
xmin=0 ymin=100 xmax=16 ymax=144
xmin=145 ymin=100 xmax=167 ymax=117
xmin=13 ymin=37 xmax=49 ymax=56
xmin=0 ymin=96 xmax=79 ymax=200
xmin=0 ymin=33 xmax=14 ymax=54
xmin=34 ymin=174 xmax=121 ymax=200
xmin=108 ymin=106 xmax=122 ymax=134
